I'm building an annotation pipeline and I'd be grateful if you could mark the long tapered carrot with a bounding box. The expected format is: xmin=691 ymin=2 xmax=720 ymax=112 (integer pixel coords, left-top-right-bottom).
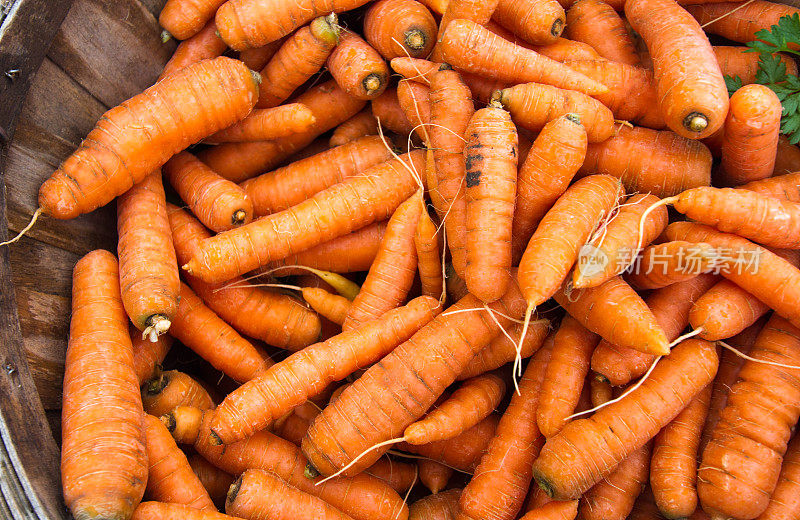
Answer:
xmin=399 ymin=414 xmax=501 ymax=471
xmin=566 ymin=0 xmax=640 ymax=64
xmin=117 ymin=171 xmax=180 ymax=340
xmin=580 ymin=441 xmax=651 ymax=520
xmin=328 ymin=32 xmax=390 ymax=100
xmin=626 ymin=241 xmax=720 ymax=290
xmin=579 ymin=126 xmax=712 ymax=197
xmin=457 ymin=342 xmax=552 ymax=520
xmin=159 ymin=21 xmax=226 ymax=80
xmin=698 ymin=314 xmax=800 ymax=520
xmin=131 ymin=325 xmax=172 ymax=384
xmin=756 ymin=433 xmax=800 ymax=520
xmin=302 ymin=288 xmax=351 ymax=325
xmin=330 ymin=110 xmax=379 ymax=146
xmin=493 ymin=0 xmax=566 ymax=45
xmin=397 ymin=80 xmax=432 ymax=142
xmin=533 ymin=338 xmax=718 ymax=499
xmin=626 ymin=0 xmax=728 ymax=138
xmin=410 ymin=489 xmax=462 ymax=520
xmin=164 ymin=407 xmax=409 ymax=520
xmin=39 ymin=57 xmax=258 ymax=220
xmin=142 ymin=370 xmax=215 ymax=418
xmin=209 ymin=296 xmax=441 ymax=444
xmin=416 ymin=202 xmax=444 ymax=301
xmin=159 ymin=0 xmax=225 ymax=40
xmin=686 ymin=1 xmax=800 ymax=43
xmin=187 ymin=454 xmax=235 ymax=509
xmin=437 ymin=20 xmax=608 ymax=96
xmin=61 ymin=250 xmax=148 ymax=520
xmin=206 ymin=104 xmax=316 ymax=143
xmin=537 ymin=316 xmax=599 ymax=438
xmin=132 ymin=502 xmax=237 ymax=520
xmin=365 ymin=0 xmax=437 ymax=59
xmin=241 ymin=136 xmax=393 ymax=217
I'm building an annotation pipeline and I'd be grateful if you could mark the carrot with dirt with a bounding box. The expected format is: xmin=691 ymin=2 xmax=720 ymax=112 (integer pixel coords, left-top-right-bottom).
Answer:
xmin=566 ymin=0 xmax=640 ymax=65
xmin=714 ymin=46 xmax=798 ymax=86
xmin=206 ymin=104 xmax=316 ymax=143
xmin=511 ymin=114 xmax=587 ymax=263
xmin=419 ymin=460 xmax=452 ymax=493
xmin=158 ymin=21 xmax=226 ymax=80
xmin=184 ymin=151 xmax=425 ymax=283
xmin=416 ymin=202 xmax=445 ymax=301
xmin=117 ymin=171 xmax=180 ymax=341
xmin=463 ymin=102 xmax=518 ymax=302
xmin=330 ymin=110 xmax=379 ymax=146
xmin=579 ymin=125 xmax=712 ymax=197
xmin=437 ymin=20 xmax=609 ymax=96
xmin=626 ymin=241 xmax=720 ymax=290
xmin=256 ymin=15 xmax=340 ymax=108
xmin=493 ymin=0 xmax=566 ymax=45
xmin=241 ymin=136 xmax=393 ymax=216
xmin=367 ymin=458 xmax=419 ymax=493
xmin=142 ymin=370 xmax=215 ymax=417
xmin=328 ymin=32 xmax=389 ymax=100
xmin=698 ymin=314 xmax=800 ymax=520
xmin=537 ymin=316 xmax=599 ymax=438
xmin=756 ymin=433 xmax=800 ymax=520
xmin=159 ymin=0 xmax=225 ymax=40
xmin=404 ymin=372 xmax=506 ymax=445
xmin=410 ymin=489 xmax=462 ymax=520
xmin=741 ymin=172 xmax=800 ymax=202
xmin=132 ymin=502 xmax=237 ymax=520
xmin=37 ymin=57 xmax=258 ymax=220
xmin=343 ymin=193 xmax=424 ymax=330
xmin=459 ymin=320 xmax=551 ymax=379
xmin=397 ymin=80 xmax=432 ymax=142
xmin=209 ymin=296 xmax=441 ymax=444
xmin=533 ymin=338 xmax=718 ymax=499
xmin=187 ymin=454 xmax=234 ymax=509
xmin=164 ymin=152 xmax=253 ymax=232
xmin=520 ymin=501 xmax=579 ymax=520
xmin=163 ymin=407 xmax=409 ymax=520
xmin=650 ymin=384 xmax=711 ymax=519
xmin=364 ymin=0 xmax=437 ymax=59
xmin=372 ymin=88 xmax=416 ymax=135
xmin=131 ymin=325 xmax=172 ymax=384
xmin=302 ymin=288 xmax=351 ymax=325
xmin=685 ymin=1 xmax=800 ymax=43
xmin=61 ymin=250 xmax=148 ymax=520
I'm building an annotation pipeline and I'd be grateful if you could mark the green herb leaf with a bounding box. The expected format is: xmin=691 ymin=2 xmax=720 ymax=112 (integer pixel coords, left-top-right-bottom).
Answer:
xmin=724 ymin=74 xmax=743 ymax=95
xmin=755 ymin=52 xmax=788 ymax=84
xmin=747 ymin=13 xmax=800 ymax=56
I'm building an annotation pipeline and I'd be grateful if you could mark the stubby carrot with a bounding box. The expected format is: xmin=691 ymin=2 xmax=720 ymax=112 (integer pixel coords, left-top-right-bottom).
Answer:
xmin=410 ymin=489 xmax=462 ymax=520
xmin=187 ymin=454 xmax=235 ymax=509
xmin=39 ymin=57 xmax=258 ymax=219
xmin=365 ymin=0 xmax=437 ymax=59
xmin=131 ymin=325 xmax=172 ymax=384
xmin=686 ymin=1 xmax=800 ymax=43
xmin=626 ymin=241 xmax=720 ymax=290
xmin=459 ymin=320 xmax=551 ymax=379
xmin=132 ymin=502 xmax=237 ymax=520
xmin=159 ymin=21 xmax=226 ymax=80
xmin=419 ymin=459 xmax=452 ymax=493
xmin=328 ymin=32 xmax=389 ymax=100
xmin=142 ymin=370 xmax=215 ymax=417
xmin=566 ymin=0 xmax=640 ymax=65
xmin=159 ymin=0 xmax=225 ymax=40
xmin=330 ymin=110 xmax=379 ymax=146
xmin=493 ymin=0 xmax=566 ymax=45
xmin=61 ymin=251 xmax=148 ymax=520
xmin=714 ymin=46 xmax=798 ymax=86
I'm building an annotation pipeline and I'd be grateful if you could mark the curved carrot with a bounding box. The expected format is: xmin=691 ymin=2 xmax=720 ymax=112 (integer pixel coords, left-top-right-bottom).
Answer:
xmin=40 ymin=57 xmax=258 ymax=219
xmin=372 ymin=88 xmax=416 ymax=135
xmin=756 ymin=433 xmax=800 ymax=520
xmin=328 ymin=32 xmax=389 ymax=100
xmin=493 ymin=0 xmax=565 ymax=45
xmin=416 ymin=202 xmax=444 ymax=301
xmin=566 ymin=0 xmax=640 ymax=65
xmin=419 ymin=459 xmax=452 ymax=493
xmin=410 ymin=489 xmax=462 ymax=520
xmin=742 ymin=172 xmax=800 ymax=202
xmin=397 ymin=80 xmax=432 ymax=142
xmin=159 ymin=21 xmax=226 ymax=80
xmin=365 ymin=0 xmax=437 ymax=59
xmin=626 ymin=241 xmax=719 ymax=290
xmin=159 ymin=0 xmax=225 ymax=40
xmin=520 ymin=500 xmax=579 ymax=520
xmin=206 ymin=104 xmax=316 ymax=143
xmin=302 ymin=288 xmax=351 ymax=325
xmin=187 ymin=454 xmax=235 ymax=509
xmin=132 ymin=502 xmax=236 ymax=520
xmin=368 ymin=458 xmax=419 ymax=493
xmin=61 ymin=250 xmax=147 ymax=520
xmin=686 ymin=1 xmax=800 ymax=43
xmin=459 ymin=320 xmax=551 ymax=379
xmin=117 ymin=171 xmax=180 ymax=339
xmin=142 ymin=370 xmax=215 ymax=417
xmin=714 ymin=46 xmax=798 ymax=86
xmin=330 ymin=110 xmax=379 ymax=146
xmin=131 ymin=324 xmax=172 ymax=384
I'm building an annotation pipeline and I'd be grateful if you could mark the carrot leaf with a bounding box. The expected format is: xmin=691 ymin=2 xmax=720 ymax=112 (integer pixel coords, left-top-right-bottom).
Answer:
xmin=748 ymin=13 xmax=800 ymax=56
xmin=724 ymin=75 xmax=743 ymax=96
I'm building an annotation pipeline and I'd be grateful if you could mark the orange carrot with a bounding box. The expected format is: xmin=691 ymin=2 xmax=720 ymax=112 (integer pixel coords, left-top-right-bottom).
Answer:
xmin=511 ymin=114 xmax=587 ymax=263
xmin=330 ymin=110 xmax=379 ymax=146
xmin=372 ymin=88 xmax=416 ymax=135
xmin=159 ymin=21 xmax=227 ymax=80
xmin=187 ymin=454 xmax=235 ymax=509
xmin=437 ymin=20 xmax=609 ymax=96
xmin=367 ymin=457 xmax=419 ymax=493
xmin=256 ymin=15 xmax=340 ymax=108
xmin=650 ymin=384 xmax=711 ymax=519
xmin=533 ymin=338 xmax=718 ymax=499
xmin=714 ymin=46 xmax=798 ymax=86
xmin=302 ymin=288 xmax=351 ymax=325
xmin=132 ymin=502 xmax=237 ymax=520
xmin=419 ymin=459 xmax=452 ymax=493
xmin=495 ymin=82 xmax=613 ymax=142
xmin=206 ymin=104 xmax=316 ymax=143
xmin=566 ymin=0 xmax=640 ymax=65
xmin=365 ymin=0 xmax=437 ymax=59
xmin=343 ymin=193 xmax=423 ymax=330
xmin=686 ymin=1 xmax=800 ymax=44
xmin=416 ymin=202 xmax=444 ymax=301
xmin=756 ymin=433 xmax=800 ymax=520
xmin=459 ymin=320 xmax=551 ymax=379
xmin=210 ymin=296 xmax=441 ymax=444
xmin=39 ymin=57 xmax=258 ymax=219
xmin=142 ymin=370 xmax=215 ymax=417
xmin=446 ymin=263 xmax=470 ymax=302
xmin=273 ymin=401 xmax=322 ymax=445
xmin=698 ymin=314 xmax=800 ymax=520
xmin=690 ymin=280 xmax=772 ymax=342
xmin=164 ymin=152 xmax=253 ymax=232
xmin=238 ymin=39 xmax=283 ymax=71
xmin=436 ymin=0 xmax=503 ymax=48
xmin=579 ymin=441 xmax=651 ymax=520
xmin=159 ymin=0 xmax=225 ymax=40
xmin=241 ymin=136 xmax=393 ymax=216
xmin=579 ymin=126 xmax=712 ymax=197
xmin=537 ymin=316 xmax=599 ymax=438
xmin=391 ymin=57 xmax=440 ymax=85
xmin=492 ymin=0 xmax=565 ymax=45
xmin=117 ymin=171 xmax=180 ymax=340
xmin=131 ymin=324 xmax=172 ymax=384
xmin=626 ymin=241 xmax=720 ymax=290
xmin=410 ymin=489 xmax=462 ymax=520
xmin=626 ymin=489 xmax=662 ymax=520
xmin=61 ymin=250 xmax=147 ymax=520
xmin=397 ymin=80 xmax=432 ymax=142
xmin=531 ymin=38 xmax=603 ymax=62
xmin=464 ymin=103 xmax=518 ymax=302
xmin=520 ymin=501 xmax=579 ymax=520
xmin=328 ymin=32 xmax=390 ymax=100
xmin=772 ymin=136 xmax=800 ymax=176
xmin=742 ymin=171 xmax=800 ymax=202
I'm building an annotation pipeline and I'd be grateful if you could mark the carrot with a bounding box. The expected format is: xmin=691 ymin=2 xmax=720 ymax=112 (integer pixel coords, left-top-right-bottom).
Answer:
xmin=416 ymin=202 xmax=445 ymax=301
xmin=159 ymin=21 xmax=226 ymax=80
xmin=209 ymin=296 xmax=441 ymax=444
xmin=197 ymin=80 xmax=366 ymax=183
xmin=436 ymin=0 xmax=503 ymax=49
xmin=61 ymin=250 xmax=148 ymax=520
xmin=518 ymin=174 xmax=624 ymax=310
xmin=555 ymin=276 xmax=670 ymax=357
xmin=238 ymin=39 xmax=283 ymax=71
xmin=741 ymin=171 xmax=800 ymax=202
xmin=573 ymin=194 xmax=669 ymax=289
xmin=491 ymin=0 xmax=565 ymax=45
xmin=533 ymin=338 xmax=718 ymax=499
xmin=531 ymin=38 xmax=603 ymax=62
xmin=367 ymin=458 xmax=419 ymax=493
xmin=537 ymin=316 xmax=599 ymax=438
xmin=164 ymin=407 xmax=409 ymax=520
xmin=117 ymin=171 xmax=180 ymax=340
xmin=590 ymin=274 xmax=719 ymax=386
xmin=495 ymin=82 xmax=614 ymax=142
xmin=164 ymin=152 xmax=253 ymax=232
xmin=328 ymin=32 xmax=390 ymax=100
xmin=713 ymin=46 xmax=799 ymax=86
xmin=566 ymin=0 xmax=640 ymax=65
xmin=437 ymin=20 xmax=609 ymax=96
xmin=342 ymin=193 xmax=423 ymax=330
xmin=579 ymin=126 xmax=712 ymax=197
xmin=650 ymin=384 xmax=711 ymax=519
xmin=142 ymin=370 xmax=215 ymax=417
xmin=131 ymin=324 xmax=172 ymax=384
xmin=215 ymin=0 xmax=370 ymax=50
xmin=241 ymin=136 xmax=393 ymax=216
xmin=39 ymin=57 xmax=258 ymax=220
xmin=520 ymin=501 xmax=579 ymax=520
xmin=391 ymin=57 xmax=439 ymax=85
xmin=756 ymin=433 xmax=800 ymax=520
xmin=302 ymin=288 xmax=527 ymax=476
xmin=626 ymin=241 xmax=720 ymax=290
xmin=206 ymin=105 xmax=316 ymax=143
xmin=459 ymin=320 xmax=551 ymax=379
xmin=410 ymin=489 xmax=462 ymax=520
xmin=364 ymin=0 xmax=437 ymax=59
xmin=274 ymin=402 xmax=321 ymax=445
xmin=457 ymin=342 xmax=552 ymax=520
xmin=698 ymin=314 xmax=800 ymax=520
xmin=772 ymin=136 xmax=800 ymax=176
xmin=302 ymin=288 xmax=351 ymax=325
xmin=226 ymin=469 xmax=354 ymax=520
xmin=256 ymin=15 xmax=340 ymax=109
xmin=405 ymin=372 xmax=506 ymax=445
xmin=159 ymin=0 xmax=225 ymax=40
xmin=428 ymin=67 xmax=474 ymax=277
xmin=185 ymin=151 xmax=424 ymax=283
xmin=187 ymin=454 xmax=234 ymax=509
xmin=511 ymin=114 xmax=587 ymax=263
xmin=419 ymin=459 xmax=452 ymax=493
xmin=372 ymin=88 xmax=416 ymax=135
xmin=331 ymin=110 xmax=379 ymax=146
xmin=580 ymin=442 xmax=651 ymax=520
xmin=626 ymin=489 xmax=662 ymax=520
xmin=463 ymin=103 xmax=518 ymax=302
xmin=686 ymin=1 xmax=800 ymax=44
xmin=132 ymin=502 xmax=237 ymax=520
xmin=397 ymin=80 xmax=432 ymax=142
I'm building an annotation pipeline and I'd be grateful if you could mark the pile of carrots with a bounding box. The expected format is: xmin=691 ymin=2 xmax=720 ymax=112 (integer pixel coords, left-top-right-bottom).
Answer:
xmin=10 ymin=0 xmax=800 ymax=517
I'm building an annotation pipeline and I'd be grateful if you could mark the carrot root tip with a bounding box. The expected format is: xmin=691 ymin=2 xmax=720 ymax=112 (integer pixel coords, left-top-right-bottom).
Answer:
xmin=160 ymin=29 xmax=172 ymax=43
xmin=550 ymin=17 xmax=565 ymax=37
xmin=363 ymin=73 xmax=384 ymax=95
xmin=683 ymin=112 xmax=709 ymax=133
xmin=226 ymin=475 xmax=242 ymax=505
xmin=160 ymin=413 xmax=176 ymax=433
xmin=232 ymin=209 xmax=247 ymax=225
xmin=209 ymin=430 xmax=223 ymax=446
xmin=405 ymin=29 xmax=427 ymax=51
xmin=565 ymin=113 xmax=582 ymax=125
xmin=305 ymin=464 xmax=320 ymax=479
xmin=593 ymin=372 xmax=610 ymax=384
xmin=142 ymin=315 xmax=171 ymax=342
xmin=250 ymin=69 xmax=262 ymax=86
xmin=535 ymin=474 xmax=556 ymax=498
xmin=144 ymin=373 xmax=169 ymax=396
